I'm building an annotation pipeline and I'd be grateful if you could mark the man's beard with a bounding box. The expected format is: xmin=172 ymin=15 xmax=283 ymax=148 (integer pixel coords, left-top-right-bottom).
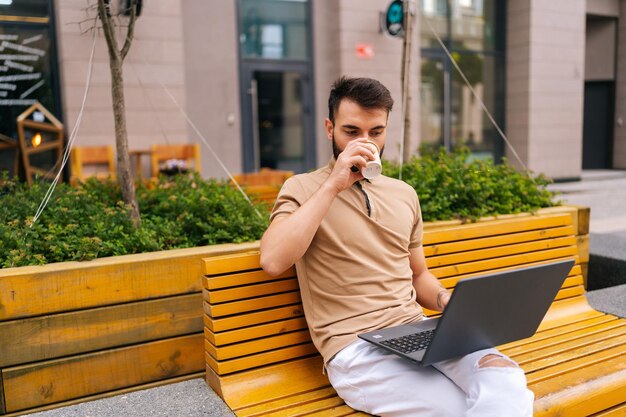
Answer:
xmin=331 ymin=131 xmax=384 ymax=160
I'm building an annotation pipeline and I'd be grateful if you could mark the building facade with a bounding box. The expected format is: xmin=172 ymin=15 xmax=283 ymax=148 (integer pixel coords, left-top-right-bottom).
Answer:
xmin=0 ymin=0 xmax=624 ymax=181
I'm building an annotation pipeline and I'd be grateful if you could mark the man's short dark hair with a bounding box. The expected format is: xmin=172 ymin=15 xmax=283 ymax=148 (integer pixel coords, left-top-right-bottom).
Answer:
xmin=328 ymin=76 xmax=394 ymax=123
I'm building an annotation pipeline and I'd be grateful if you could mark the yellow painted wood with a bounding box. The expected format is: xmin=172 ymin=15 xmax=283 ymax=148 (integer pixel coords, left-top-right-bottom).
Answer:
xmin=554 ymin=285 xmax=585 ymax=301
xmin=513 ymin=325 xmax=626 ymax=366
xmin=577 ymin=234 xmax=590 ymax=263
xmin=203 ymin=303 xmax=304 ymax=333
xmin=250 ymin=396 xmax=345 ymax=417
xmin=206 ymin=330 xmax=312 ymax=360
xmin=591 ymin=402 xmax=626 ymax=416
xmin=423 ymin=214 xmax=573 ymax=245
xmin=203 ymin=251 xmax=262 ymax=276
xmin=214 ymin=356 xmax=328 ymax=410
xmin=206 ymin=278 xmax=300 ymax=304
xmin=0 ymin=294 xmax=203 ymax=368
xmin=537 ymin=296 xmax=601 ymax=332
xmin=0 ymin=242 xmax=259 ymax=321
xmin=423 ymin=225 xmax=575 ymax=257
xmin=523 ymin=341 xmax=626 ymax=385
xmin=499 ymin=315 xmax=619 ymax=352
xmin=305 ymin=405 xmax=365 ymax=417
xmin=2 ymin=334 xmax=204 ymax=412
xmin=430 ymin=248 xmax=578 ymax=279
xmin=532 ymin=355 xmax=626 ymax=417
xmin=203 ymin=290 xmax=301 ymax=318
xmin=206 ymin=343 xmax=318 ymax=375
xmin=205 ymin=317 xmax=309 ymax=346
xmin=437 ymin=261 xmax=581 ymax=290
xmin=204 ymin=268 xmax=295 ymax=290
xmin=2 ymin=372 xmax=205 ymax=417
xmin=574 ymin=205 xmax=591 ymax=235
xmin=426 ymin=236 xmax=577 ymax=269
xmin=236 ymin=387 xmax=338 ymax=417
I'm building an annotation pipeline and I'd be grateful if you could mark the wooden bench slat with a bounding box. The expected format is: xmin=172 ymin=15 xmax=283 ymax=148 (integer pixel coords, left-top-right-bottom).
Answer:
xmin=513 ymin=324 xmax=626 ymax=366
xmin=203 ymin=303 xmax=304 ymax=333
xmin=205 ymin=343 xmax=318 ymax=375
xmin=430 ymin=247 xmax=578 ymax=278
xmin=205 ymin=317 xmax=309 ymax=346
xmin=537 ymin=296 xmax=602 ymax=332
xmin=252 ymin=396 xmax=346 ymax=417
xmin=499 ymin=315 xmax=619 ymax=351
xmin=532 ymin=355 xmax=626 ymax=417
xmin=423 ymin=225 xmax=576 ymax=257
xmin=236 ymin=387 xmax=338 ymax=417
xmin=437 ymin=261 xmax=581 ymax=290
xmin=0 ymin=293 xmax=203 ymax=367
xmin=524 ymin=340 xmax=626 ymax=384
xmin=206 ymin=278 xmax=300 ymax=304
xmin=213 ymin=356 xmax=328 ymax=410
xmin=204 ymin=268 xmax=295 ymax=290
xmin=426 ymin=236 xmax=577 ymax=269
xmin=304 ymin=405 xmax=368 ymax=417
xmin=521 ymin=331 xmax=626 ymax=375
xmin=590 ymin=402 xmax=626 ymax=416
xmin=206 ymin=330 xmax=312 ymax=360
xmin=423 ymin=214 xmax=573 ymax=244
xmin=203 ymin=290 xmax=301 ymax=318
xmin=2 ymin=334 xmax=204 ymax=412
xmin=203 ymin=252 xmax=262 ymax=276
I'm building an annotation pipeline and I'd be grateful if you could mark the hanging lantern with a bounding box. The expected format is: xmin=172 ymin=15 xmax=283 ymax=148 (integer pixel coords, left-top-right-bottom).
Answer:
xmin=16 ymin=102 xmax=64 ymax=186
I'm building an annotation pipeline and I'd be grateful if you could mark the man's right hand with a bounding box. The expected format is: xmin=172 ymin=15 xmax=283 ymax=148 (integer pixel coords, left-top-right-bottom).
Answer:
xmin=326 ymin=138 xmax=377 ymax=194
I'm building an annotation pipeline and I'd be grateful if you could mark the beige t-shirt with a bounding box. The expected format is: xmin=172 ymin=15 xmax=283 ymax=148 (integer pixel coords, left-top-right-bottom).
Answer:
xmin=269 ymin=160 xmax=425 ymax=364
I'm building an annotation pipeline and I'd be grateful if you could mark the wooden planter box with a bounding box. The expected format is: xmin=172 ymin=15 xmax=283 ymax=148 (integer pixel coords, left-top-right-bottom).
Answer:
xmin=0 ymin=206 xmax=589 ymax=416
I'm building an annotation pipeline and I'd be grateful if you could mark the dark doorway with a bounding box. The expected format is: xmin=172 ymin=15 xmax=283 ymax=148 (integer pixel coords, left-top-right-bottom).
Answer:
xmin=583 ymin=82 xmax=614 ymax=169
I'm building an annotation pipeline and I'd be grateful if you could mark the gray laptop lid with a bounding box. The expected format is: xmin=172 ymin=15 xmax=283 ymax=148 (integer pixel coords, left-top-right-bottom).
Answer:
xmin=358 ymin=260 xmax=574 ymax=366
xmin=420 ymin=259 xmax=574 ymax=365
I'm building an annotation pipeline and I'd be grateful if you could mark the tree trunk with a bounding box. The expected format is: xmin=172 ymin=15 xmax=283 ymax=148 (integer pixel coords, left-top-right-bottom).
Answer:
xmin=97 ymin=0 xmax=140 ymax=227
xmin=401 ymin=0 xmax=415 ymax=164
xmin=109 ymin=57 xmax=140 ymax=226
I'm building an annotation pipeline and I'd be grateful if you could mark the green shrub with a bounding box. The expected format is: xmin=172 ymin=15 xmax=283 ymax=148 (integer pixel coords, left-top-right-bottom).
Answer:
xmin=0 ymin=173 xmax=268 ymax=268
xmin=382 ymin=147 xmax=558 ymax=222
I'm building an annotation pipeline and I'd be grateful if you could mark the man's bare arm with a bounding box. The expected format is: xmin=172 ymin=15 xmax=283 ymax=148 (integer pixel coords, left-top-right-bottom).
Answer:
xmin=409 ymin=246 xmax=451 ymax=312
xmin=260 ymin=183 xmax=338 ymax=276
xmin=260 ymin=139 xmax=376 ymax=276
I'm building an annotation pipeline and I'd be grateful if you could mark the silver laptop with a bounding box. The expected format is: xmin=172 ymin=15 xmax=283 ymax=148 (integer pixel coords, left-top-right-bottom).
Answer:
xmin=358 ymin=260 xmax=574 ymax=366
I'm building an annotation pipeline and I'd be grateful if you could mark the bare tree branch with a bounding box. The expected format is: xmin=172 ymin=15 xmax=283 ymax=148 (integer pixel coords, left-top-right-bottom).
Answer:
xmin=120 ymin=0 xmax=137 ymax=60
xmin=97 ymin=0 xmax=119 ymax=60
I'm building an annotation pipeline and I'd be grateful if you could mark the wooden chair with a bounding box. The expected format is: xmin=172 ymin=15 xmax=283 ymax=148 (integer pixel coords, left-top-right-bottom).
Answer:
xmin=70 ymin=145 xmax=115 ymax=184
xmin=202 ymin=207 xmax=626 ymax=417
xmin=150 ymin=144 xmax=201 ymax=178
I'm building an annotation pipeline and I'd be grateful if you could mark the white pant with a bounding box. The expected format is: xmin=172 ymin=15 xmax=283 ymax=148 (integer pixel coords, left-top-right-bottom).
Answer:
xmin=326 ymin=339 xmax=534 ymax=417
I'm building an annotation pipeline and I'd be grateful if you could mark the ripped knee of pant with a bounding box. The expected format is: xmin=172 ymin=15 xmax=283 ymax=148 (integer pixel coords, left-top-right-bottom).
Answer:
xmin=478 ymin=354 xmax=519 ymax=369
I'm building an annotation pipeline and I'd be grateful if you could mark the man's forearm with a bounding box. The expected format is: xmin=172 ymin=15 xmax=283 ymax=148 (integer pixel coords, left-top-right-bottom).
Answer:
xmin=412 ymin=270 xmax=450 ymax=312
xmin=260 ymin=183 xmax=338 ymax=276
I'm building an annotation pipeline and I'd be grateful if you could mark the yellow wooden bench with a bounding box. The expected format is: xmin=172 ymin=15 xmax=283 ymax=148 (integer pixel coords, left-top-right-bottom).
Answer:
xmin=202 ymin=208 xmax=626 ymax=416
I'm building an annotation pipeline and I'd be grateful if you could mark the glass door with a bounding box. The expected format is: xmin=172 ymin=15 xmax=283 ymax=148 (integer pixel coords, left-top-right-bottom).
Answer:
xmin=241 ymin=64 xmax=314 ymax=173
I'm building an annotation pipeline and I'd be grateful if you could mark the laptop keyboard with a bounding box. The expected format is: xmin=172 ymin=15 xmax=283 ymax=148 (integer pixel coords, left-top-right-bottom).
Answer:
xmin=380 ymin=330 xmax=435 ymax=354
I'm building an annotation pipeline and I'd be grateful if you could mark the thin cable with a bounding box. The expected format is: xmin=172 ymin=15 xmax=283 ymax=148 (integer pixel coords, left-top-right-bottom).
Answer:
xmin=137 ymin=56 xmax=263 ymax=219
xmin=423 ymin=18 xmax=531 ymax=176
xmin=31 ymin=28 xmax=97 ymax=226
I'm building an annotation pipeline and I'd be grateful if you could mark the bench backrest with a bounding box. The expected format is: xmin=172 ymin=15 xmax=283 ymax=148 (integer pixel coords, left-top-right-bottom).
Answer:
xmin=202 ymin=209 xmax=586 ymax=406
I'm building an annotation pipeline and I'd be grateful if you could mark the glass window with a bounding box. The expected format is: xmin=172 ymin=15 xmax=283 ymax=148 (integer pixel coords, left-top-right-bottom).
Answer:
xmin=450 ymin=53 xmax=504 ymax=157
xmin=0 ymin=0 xmax=50 ymax=19
xmin=451 ymin=0 xmax=497 ymax=51
xmin=420 ymin=0 xmax=448 ymax=49
xmin=239 ymin=0 xmax=309 ymax=60
xmin=420 ymin=56 xmax=445 ymax=150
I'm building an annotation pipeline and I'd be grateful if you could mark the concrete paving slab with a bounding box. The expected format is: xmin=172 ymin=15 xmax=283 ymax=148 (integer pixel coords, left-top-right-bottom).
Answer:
xmin=23 ymin=379 xmax=234 ymax=417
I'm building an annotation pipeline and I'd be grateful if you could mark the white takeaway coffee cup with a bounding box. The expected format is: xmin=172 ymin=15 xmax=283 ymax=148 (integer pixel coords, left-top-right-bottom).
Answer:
xmin=362 ymin=141 xmax=382 ymax=180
